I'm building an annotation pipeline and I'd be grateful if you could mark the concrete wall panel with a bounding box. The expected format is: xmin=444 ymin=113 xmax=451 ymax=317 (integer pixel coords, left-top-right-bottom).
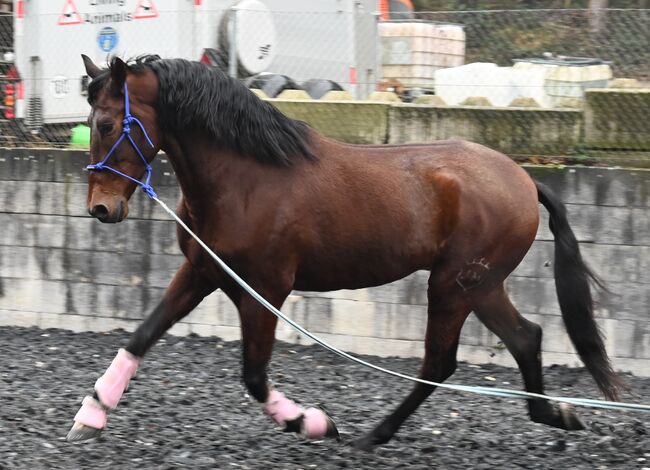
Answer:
xmin=0 ymin=149 xmax=648 ymax=376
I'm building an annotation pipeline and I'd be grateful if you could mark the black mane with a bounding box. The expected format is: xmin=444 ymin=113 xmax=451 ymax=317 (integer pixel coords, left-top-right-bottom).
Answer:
xmin=88 ymin=55 xmax=316 ymax=166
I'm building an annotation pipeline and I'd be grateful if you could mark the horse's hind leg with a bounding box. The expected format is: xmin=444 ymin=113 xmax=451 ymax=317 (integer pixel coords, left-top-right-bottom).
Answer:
xmin=67 ymin=261 xmax=215 ymax=441
xmin=352 ymin=285 xmax=471 ymax=451
xmin=473 ymin=284 xmax=584 ymax=430
xmin=236 ymin=289 xmax=338 ymax=439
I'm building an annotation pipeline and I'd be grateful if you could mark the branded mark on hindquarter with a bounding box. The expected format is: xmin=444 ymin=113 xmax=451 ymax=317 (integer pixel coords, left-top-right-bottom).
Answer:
xmin=456 ymin=258 xmax=491 ymax=291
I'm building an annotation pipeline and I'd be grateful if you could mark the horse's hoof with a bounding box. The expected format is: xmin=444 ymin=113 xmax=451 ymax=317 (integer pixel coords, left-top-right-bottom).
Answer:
xmin=559 ymin=403 xmax=585 ymax=431
xmin=297 ymin=407 xmax=340 ymax=441
xmin=66 ymin=422 xmax=103 ymax=442
xmin=350 ymin=434 xmax=377 ymax=452
xmin=324 ymin=413 xmax=340 ymax=441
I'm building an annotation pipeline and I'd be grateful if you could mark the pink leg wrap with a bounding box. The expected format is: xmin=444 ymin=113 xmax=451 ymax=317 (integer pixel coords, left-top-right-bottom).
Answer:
xmin=264 ymin=390 xmax=303 ymax=424
xmin=301 ymin=407 xmax=329 ymax=439
xmin=73 ymin=396 xmax=108 ymax=429
xmin=263 ymin=390 xmax=330 ymax=439
xmin=94 ymin=348 xmax=140 ymax=409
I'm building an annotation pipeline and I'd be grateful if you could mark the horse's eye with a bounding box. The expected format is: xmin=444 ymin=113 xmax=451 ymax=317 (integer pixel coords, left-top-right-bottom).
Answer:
xmin=98 ymin=122 xmax=114 ymax=136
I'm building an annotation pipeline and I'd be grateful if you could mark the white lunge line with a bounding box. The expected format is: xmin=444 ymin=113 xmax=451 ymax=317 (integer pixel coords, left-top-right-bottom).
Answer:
xmin=153 ymin=196 xmax=650 ymax=413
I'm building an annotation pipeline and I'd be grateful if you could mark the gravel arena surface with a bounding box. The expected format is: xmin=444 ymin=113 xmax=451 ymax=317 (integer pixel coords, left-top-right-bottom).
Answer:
xmin=1 ymin=327 xmax=649 ymax=469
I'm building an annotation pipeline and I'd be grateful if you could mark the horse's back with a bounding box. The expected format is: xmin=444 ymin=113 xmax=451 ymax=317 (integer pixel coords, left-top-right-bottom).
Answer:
xmin=326 ymin=138 xmax=538 ymax=225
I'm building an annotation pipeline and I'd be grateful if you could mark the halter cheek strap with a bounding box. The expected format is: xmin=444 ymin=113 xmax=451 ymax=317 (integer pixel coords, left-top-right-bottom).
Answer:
xmin=86 ymin=83 xmax=158 ymax=199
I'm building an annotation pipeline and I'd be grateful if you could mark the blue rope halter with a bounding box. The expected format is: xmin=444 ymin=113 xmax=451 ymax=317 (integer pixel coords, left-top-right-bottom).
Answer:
xmin=85 ymin=83 xmax=157 ymax=199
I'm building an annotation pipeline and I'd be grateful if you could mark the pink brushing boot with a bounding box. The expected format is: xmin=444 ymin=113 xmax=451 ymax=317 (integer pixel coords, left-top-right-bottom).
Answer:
xmin=94 ymin=348 xmax=140 ymax=409
xmin=67 ymin=349 xmax=140 ymax=442
xmin=263 ymin=389 xmax=338 ymax=439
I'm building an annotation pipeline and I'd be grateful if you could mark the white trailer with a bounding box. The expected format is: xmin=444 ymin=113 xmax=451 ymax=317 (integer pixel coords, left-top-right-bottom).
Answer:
xmin=13 ymin=0 xmax=379 ymax=127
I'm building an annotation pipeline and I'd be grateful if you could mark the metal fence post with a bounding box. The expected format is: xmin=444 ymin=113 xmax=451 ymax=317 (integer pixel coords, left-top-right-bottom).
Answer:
xmin=228 ymin=6 xmax=238 ymax=79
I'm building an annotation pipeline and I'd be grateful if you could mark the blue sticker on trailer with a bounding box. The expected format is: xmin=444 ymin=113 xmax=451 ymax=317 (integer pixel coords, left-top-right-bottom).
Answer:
xmin=97 ymin=27 xmax=118 ymax=53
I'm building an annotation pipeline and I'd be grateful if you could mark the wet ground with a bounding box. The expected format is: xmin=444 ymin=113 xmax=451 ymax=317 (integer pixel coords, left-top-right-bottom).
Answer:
xmin=0 ymin=326 xmax=648 ymax=469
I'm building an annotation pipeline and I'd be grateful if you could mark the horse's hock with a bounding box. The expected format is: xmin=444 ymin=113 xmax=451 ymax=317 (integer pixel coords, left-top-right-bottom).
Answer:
xmin=0 ymin=149 xmax=649 ymax=376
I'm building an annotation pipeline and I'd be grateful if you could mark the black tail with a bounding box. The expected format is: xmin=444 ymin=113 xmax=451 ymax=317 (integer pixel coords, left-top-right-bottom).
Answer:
xmin=536 ymin=181 xmax=625 ymax=401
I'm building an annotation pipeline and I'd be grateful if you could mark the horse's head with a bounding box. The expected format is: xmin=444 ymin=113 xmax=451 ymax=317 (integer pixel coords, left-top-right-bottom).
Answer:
xmin=82 ymin=55 xmax=162 ymax=223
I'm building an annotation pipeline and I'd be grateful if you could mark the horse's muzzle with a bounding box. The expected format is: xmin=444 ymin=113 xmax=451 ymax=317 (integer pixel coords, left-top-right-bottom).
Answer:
xmin=89 ymin=200 xmax=126 ymax=223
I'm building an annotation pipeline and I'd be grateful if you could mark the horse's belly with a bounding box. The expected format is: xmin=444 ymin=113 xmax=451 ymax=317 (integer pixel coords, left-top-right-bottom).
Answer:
xmin=294 ymin=267 xmax=419 ymax=292
xmin=293 ymin=243 xmax=433 ymax=292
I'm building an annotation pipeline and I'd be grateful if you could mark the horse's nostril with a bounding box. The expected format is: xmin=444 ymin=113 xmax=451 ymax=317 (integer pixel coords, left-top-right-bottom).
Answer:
xmin=90 ymin=204 xmax=110 ymax=220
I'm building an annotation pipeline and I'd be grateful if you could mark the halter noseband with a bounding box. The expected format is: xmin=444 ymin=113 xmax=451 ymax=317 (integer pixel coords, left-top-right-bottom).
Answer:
xmin=86 ymin=83 xmax=157 ymax=199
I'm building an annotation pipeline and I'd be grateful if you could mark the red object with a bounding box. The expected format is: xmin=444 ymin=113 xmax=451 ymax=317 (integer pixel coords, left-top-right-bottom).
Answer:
xmin=16 ymin=0 xmax=24 ymax=20
xmin=58 ymin=0 xmax=82 ymax=26
xmin=4 ymin=83 xmax=16 ymax=119
xmin=194 ymin=0 xmax=202 ymax=5
xmin=6 ymin=65 xmax=19 ymax=80
xmin=378 ymin=0 xmax=414 ymax=21
xmin=379 ymin=0 xmax=389 ymax=21
xmin=349 ymin=66 xmax=357 ymax=85
xmin=134 ymin=0 xmax=159 ymax=19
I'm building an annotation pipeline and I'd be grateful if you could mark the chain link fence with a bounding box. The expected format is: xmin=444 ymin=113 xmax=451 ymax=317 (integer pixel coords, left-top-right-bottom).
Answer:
xmin=420 ymin=8 xmax=650 ymax=82
xmin=0 ymin=3 xmax=648 ymax=155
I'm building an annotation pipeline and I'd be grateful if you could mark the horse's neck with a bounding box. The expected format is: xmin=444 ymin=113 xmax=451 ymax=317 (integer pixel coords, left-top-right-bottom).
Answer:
xmin=161 ymin=133 xmax=242 ymax=217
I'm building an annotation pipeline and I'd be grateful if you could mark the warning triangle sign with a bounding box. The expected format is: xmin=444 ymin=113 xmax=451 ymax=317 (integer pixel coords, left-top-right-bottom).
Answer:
xmin=58 ymin=0 xmax=82 ymax=26
xmin=134 ymin=0 xmax=159 ymax=19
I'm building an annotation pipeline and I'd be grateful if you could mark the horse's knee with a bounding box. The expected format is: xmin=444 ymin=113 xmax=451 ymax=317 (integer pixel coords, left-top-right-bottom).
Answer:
xmin=243 ymin=369 xmax=268 ymax=402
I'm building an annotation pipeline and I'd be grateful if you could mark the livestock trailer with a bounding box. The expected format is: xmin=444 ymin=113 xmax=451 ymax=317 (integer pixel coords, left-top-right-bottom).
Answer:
xmin=12 ymin=0 xmax=380 ymax=130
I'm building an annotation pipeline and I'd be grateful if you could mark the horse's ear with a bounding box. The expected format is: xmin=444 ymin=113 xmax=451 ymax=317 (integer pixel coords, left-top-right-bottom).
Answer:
xmin=81 ymin=54 xmax=102 ymax=79
xmin=110 ymin=57 xmax=128 ymax=94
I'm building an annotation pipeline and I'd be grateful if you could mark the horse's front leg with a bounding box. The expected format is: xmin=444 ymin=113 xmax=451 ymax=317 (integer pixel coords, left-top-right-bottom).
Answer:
xmin=237 ymin=290 xmax=339 ymax=440
xmin=67 ymin=261 xmax=215 ymax=441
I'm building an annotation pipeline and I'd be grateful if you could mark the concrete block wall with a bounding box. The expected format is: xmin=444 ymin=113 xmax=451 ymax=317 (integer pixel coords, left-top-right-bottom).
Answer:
xmin=269 ymin=90 xmax=650 ymax=155
xmin=268 ymin=100 xmax=391 ymax=145
xmin=267 ymin=98 xmax=584 ymax=154
xmin=0 ymin=149 xmax=648 ymax=376
xmin=388 ymin=105 xmax=583 ymax=155
xmin=585 ymin=89 xmax=650 ymax=150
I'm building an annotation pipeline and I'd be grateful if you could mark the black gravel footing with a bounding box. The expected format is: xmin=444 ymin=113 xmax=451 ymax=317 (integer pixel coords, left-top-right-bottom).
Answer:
xmin=1 ymin=327 xmax=648 ymax=469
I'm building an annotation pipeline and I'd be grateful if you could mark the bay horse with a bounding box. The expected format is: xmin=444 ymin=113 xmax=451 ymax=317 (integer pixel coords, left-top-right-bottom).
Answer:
xmin=68 ymin=55 xmax=624 ymax=449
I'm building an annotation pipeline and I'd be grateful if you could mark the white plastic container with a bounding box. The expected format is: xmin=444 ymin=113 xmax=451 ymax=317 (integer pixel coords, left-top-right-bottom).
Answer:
xmin=434 ymin=58 xmax=611 ymax=108
xmin=513 ymin=58 xmax=612 ymax=107
xmin=380 ymin=21 xmax=465 ymax=91
xmin=434 ymin=62 xmax=546 ymax=107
